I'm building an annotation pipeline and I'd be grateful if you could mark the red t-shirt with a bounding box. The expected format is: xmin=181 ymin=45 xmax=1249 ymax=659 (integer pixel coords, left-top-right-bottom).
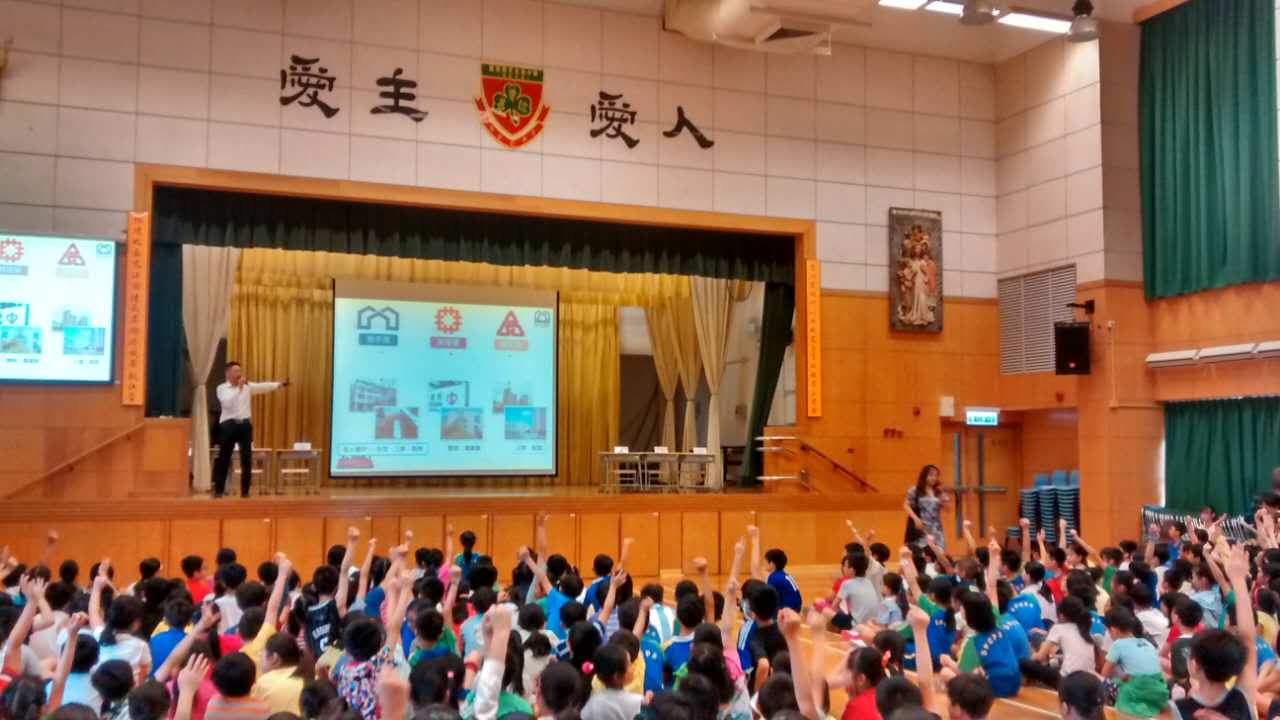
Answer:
xmin=1045 ymin=575 xmax=1065 ymax=604
xmin=187 ymin=578 xmax=213 ymax=604
xmin=841 ymin=687 xmax=881 ymax=720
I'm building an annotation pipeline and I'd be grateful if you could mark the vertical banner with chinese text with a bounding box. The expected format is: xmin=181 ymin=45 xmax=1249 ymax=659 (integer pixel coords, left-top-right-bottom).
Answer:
xmin=121 ymin=212 xmax=150 ymax=406
xmin=805 ymin=258 xmax=822 ymax=418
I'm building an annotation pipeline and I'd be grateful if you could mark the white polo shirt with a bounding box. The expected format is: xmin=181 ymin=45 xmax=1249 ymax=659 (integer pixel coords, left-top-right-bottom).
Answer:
xmin=216 ymin=381 xmax=281 ymax=423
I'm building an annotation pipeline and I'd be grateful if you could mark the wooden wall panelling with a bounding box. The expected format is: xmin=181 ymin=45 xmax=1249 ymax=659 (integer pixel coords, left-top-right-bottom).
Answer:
xmin=758 ymin=512 xmax=819 ymax=566
xmin=718 ymin=512 xmax=756 ymax=575
xmin=274 ymin=517 xmax=326 ymax=570
xmin=222 ymin=518 xmax=274 ymax=572
xmin=490 ymin=514 xmax=534 ymax=578
xmin=543 ymin=513 xmax=577 ymax=566
xmin=371 ymin=517 xmax=402 ymax=548
xmin=400 ymin=516 xmax=444 ymax=551
xmin=658 ymin=512 xmax=683 ymax=572
xmin=446 ymin=514 xmax=490 ymax=558
xmin=324 ymin=517 xmax=373 ymax=557
xmin=168 ymin=519 xmax=221 ymax=581
xmin=577 ymin=514 xmax=619 ymax=575
xmin=619 ymin=512 xmax=660 ymax=579
xmin=681 ymin=512 xmax=719 ymax=575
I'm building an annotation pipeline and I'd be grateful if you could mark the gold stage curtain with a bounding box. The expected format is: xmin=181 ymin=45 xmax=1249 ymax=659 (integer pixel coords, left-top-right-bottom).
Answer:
xmin=644 ymin=303 xmax=680 ymax=451
xmin=666 ymin=296 xmax=702 ymax=451
xmin=228 ymin=248 xmax=684 ymax=486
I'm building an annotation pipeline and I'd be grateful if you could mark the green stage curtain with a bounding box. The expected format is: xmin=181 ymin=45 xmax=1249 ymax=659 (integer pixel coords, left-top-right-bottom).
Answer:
xmin=1140 ymin=0 xmax=1280 ymax=299
xmin=145 ymin=242 xmax=184 ymax=417
xmin=740 ymin=281 xmax=794 ymax=486
xmin=152 ymin=186 xmax=795 ymax=284
xmin=1164 ymin=397 xmax=1280 ymax=515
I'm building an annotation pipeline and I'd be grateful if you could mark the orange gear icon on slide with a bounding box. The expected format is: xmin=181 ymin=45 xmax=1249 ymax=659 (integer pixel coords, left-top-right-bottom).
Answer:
xmin=435 ymin=306 xmax=462 ymax=334
xmin=0 ymin=239 xmax=22 ymax=263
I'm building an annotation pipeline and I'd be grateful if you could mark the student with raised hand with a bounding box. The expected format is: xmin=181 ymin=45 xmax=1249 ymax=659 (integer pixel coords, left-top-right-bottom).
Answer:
xmin=337 ymin=564 xmax=414 ymax=720
xmin=471 ymin=604 xmax=516 ymax=720
xmin=1171 ymin=543 xmax=1257 ymax=720
xmin=173 ymin=654 xmax=212 ymax=720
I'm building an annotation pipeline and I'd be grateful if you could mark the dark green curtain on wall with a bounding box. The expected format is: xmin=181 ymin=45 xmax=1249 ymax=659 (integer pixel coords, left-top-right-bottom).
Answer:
xmin=1140 ymin=0 xmax=1280 ymax=299
xmin=1164 ymin=397 xmax=1280 ymax=515
xmin=740 ymin=281 xmax=795 ymax=487
xmin=145 ymin=186 xmax=795 ymax=415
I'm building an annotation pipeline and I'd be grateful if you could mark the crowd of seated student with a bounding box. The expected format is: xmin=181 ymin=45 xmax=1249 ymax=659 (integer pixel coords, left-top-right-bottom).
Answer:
xmin=4 ymin=499 xmax=1280 ymax=720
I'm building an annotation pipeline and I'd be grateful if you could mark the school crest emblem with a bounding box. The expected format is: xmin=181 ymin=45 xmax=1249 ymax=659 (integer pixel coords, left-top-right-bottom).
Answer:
xmin=474 ymin=63 xmax=550 ymax=148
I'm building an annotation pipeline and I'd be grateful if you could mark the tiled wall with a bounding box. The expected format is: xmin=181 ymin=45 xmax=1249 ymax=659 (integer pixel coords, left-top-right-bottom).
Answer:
xmin=993 ymin=37 xmax=1107 ymax=282
xmin=0 ymin=0 xmax=999 ymax=298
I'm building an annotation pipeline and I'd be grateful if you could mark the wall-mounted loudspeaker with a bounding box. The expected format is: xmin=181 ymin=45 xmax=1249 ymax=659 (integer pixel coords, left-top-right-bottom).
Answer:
xmin=1054 ymin=321 xmax=1091 ymax=375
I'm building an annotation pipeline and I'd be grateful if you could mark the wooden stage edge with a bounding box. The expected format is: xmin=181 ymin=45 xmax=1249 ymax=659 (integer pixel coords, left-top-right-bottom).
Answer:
xmin=0 ymin=487 xmax=902 ymax=523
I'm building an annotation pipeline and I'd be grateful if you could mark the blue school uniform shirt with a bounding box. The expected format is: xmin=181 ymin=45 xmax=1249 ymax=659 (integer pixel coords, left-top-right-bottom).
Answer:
xmin=363 ymin=586 xmax=386 ymax=619
xmin=663 ymin=635 xmax=694 ymax=687
xmin=149 ymin=627 xmax=186 ymax=677
xmin=584 ymin=576 xmax=607 ymax=611
xmin=1258 ymin=636 xmax=1278 ymax=672
xmin=1009 ymin=575 xmax=1026 ymax=592
xmin=998 ymin=612 xmax=1031 ymax=661
xmin=544 ymin=588 xmax=572 ymax=639
xmin=1006 ymin=592 xmax=1044 ymax=635
xmin=767 ymin=570 xmax=803 ymax=612
xmin=641 ymin=630 xmax=665 ymax=695
xmin=908 ymin=608 xmax=956 ymax=672
xmin=735 ymin=618 xmax=756 ymax=673
xmin=973 ymin=628 xmax=1022 ymax=698
xmin=875 ymin=598 xmax=904 ymax=627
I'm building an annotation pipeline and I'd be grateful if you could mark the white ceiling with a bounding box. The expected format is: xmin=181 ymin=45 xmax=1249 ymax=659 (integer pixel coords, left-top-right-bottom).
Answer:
xmin=557 ymin=0 xmax=1148 ymax=64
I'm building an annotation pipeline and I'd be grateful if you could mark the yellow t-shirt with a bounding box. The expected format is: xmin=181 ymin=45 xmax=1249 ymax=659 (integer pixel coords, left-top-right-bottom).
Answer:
xmin=1261 ymin=613 xmax=1279 ymax=650
xmin=253 ymin=667 xmax=306 ymax=715
xmin=244 ymin=622 xmax=277 ymax=676
xmin=590 ymin=654 xmax=646 ymax=695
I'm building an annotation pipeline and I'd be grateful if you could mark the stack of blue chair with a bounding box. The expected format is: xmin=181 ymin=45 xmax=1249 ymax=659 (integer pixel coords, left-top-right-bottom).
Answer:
xmin=1053 ymin=469 xmax=1079 ymax=537
xmin=1017 ymin=470 xmax=1081 ymax=544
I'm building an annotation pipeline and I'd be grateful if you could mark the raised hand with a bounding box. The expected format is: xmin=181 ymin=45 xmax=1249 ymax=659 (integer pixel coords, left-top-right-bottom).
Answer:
xmin=733 ymin=537 xmax=746 ymax=556
xmin=778 ymin=608 xmax=802 ymax=637
xmin=746 ymin=524 xmax=759 ymax=539
xmin=610 ymin=569 xmax=629 ymax=588
xmin=907 ymin=606 xmax=930 ymax=632
xmin=177 ymin=654 xmax=210 ymax=695
xmin=1019 ymin=518 xmax=1030 ymax=529
xmin=691 ymin=557 xmax=708 ymax=574
xmin=67 ymin=612 xmax=89 ymax=634
xmin=347 ymin=526 xmax=360 ymax=543
xmin=1226 ymin=543 xmax=1249 ymax=581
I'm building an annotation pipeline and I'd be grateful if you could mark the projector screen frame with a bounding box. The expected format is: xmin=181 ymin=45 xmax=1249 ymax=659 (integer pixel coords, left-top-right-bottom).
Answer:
xmin=327 ymin=278 xmax=561 ymax=479
xmin=0 ymin=231 xmax=120 ymax=387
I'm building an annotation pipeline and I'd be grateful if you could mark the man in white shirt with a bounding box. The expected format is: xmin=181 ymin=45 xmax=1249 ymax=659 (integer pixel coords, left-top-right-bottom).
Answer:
xmin=213 ymin=361 xmax=287 ymax=498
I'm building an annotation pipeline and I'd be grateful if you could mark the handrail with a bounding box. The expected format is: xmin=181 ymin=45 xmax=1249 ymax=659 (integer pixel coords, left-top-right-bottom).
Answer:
xmin=9 ymin=421 xmax=150 ymax=497
xmin=756 ymin=435 xmax=877 ymax=492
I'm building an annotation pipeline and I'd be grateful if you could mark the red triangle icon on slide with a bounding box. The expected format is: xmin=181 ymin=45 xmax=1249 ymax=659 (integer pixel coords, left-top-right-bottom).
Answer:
xmin=496 ymin=310 xmax=525 ymax=337
xmin=59 ymin=243 xmax=86 ymax=266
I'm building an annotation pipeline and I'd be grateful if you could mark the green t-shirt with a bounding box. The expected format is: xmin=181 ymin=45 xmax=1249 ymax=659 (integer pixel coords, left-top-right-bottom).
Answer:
xmin=1102 ymin=565 xmax=1117 ymax=594
xmin=899 ymin=594 xmax=943 ymax=639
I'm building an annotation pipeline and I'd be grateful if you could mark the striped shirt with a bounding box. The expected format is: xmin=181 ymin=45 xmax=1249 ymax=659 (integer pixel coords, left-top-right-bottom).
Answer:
xmin=204 ymin=695 xmax=271 ymax=720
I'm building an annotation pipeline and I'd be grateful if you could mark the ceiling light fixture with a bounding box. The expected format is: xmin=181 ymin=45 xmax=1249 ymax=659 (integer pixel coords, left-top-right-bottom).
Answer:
xmin=1067 ymin=0 xmax=1099 ymax=42
xmin=878 ymin=0 xmax=928 ymax=9
xmin=924 ymin=1 xmax=964 ymax=15
xmin=997 ymin=8 xmax=1072 ymax=33
xmin=960 ymin=0 xmax=1002 ymax=25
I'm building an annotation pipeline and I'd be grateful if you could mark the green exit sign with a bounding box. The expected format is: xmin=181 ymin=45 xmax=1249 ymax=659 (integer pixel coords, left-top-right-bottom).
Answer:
xmin=965 ymin=408 xmax=1000 ymax=426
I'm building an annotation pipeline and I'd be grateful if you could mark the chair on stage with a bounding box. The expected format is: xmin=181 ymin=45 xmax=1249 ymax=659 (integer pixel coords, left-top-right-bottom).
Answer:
xmin=677 ymin=451 xmax=715 ymax=491
xmin=276 ymin=447 xmax=323 ymax=495
xmin=644 ymin=447 xmax=680 ymax=491
xmin=210 ymin=447 xmax=274 ymax=495
xmin=600 ymin=448 xmax=644 ymax=493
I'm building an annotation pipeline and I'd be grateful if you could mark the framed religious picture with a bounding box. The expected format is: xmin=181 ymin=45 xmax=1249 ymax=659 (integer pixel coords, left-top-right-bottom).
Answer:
xmin=888 ymin=208 xmax=943 ymax=333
